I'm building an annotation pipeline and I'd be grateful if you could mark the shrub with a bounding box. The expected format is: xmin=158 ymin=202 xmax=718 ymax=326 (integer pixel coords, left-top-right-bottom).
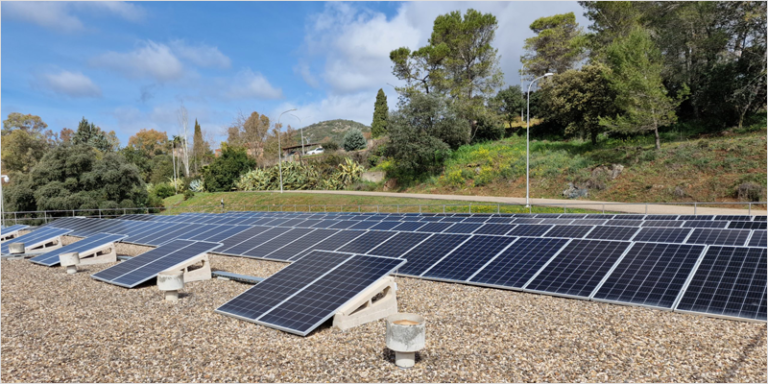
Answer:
xmin=321 ymin=140 xmax=339 ymax=151
xmin=343 ymin=128 xmax=367 ymax=151
xmin=183 ymin=190 xmax=195 ymax=201
xmin=202 ymin=144 xmax=257 ymax=192
xmin=153 ymin=183 xmax=176 ymax=199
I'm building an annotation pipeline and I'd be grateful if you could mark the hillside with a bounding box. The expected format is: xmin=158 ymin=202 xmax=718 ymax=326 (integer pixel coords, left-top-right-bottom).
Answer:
xmin=291 ymin=119 xmax=371 ymax=146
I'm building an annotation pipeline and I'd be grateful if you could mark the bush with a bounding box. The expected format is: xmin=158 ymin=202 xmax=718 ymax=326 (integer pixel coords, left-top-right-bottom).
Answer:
xmin=321 ymin=140 xmax=339 ymax=151
xmin=183 ymin=190 xmax=195 ymax=201
xmin=343 ymin=128 xmax=367 ymax=151
xmin=153 ymin=183 xmax=176 ymax=199
xmin=202 ymin=144 xmax=257 ymax=192
xmin=471 ymin=113 xmax=505 ymax=143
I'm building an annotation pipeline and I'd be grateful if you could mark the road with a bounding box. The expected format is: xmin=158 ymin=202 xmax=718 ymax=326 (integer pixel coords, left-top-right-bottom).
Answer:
xmin=274 ymin=190 xmax=767 ymax=216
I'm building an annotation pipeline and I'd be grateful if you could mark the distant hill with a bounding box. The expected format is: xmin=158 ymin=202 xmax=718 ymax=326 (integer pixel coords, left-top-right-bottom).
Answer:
xmin=288 ymin=119 xmax=371 ymax=147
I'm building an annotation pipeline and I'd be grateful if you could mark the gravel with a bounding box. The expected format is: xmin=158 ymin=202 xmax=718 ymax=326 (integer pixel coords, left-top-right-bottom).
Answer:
xmin=2 ymin=243 xmax=766 ymax=383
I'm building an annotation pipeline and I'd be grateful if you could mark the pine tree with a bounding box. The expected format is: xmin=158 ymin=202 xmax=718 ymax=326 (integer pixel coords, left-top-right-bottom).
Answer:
xmin=192 ymin=119 xmax=205 ymax=173
xmin=371 ymin=89 xmax=389 ymax=138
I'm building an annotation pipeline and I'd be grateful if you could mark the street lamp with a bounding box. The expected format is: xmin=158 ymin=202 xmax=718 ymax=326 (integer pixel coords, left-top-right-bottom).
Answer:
xmin=526 ymin=73 xmax=554 ymax=208
xmin=277 ymin=108 xmax=297 ymax=194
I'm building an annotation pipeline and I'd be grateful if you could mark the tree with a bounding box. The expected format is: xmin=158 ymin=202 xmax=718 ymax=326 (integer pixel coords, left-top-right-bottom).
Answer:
xmin=541 ymin=64 xmax=616 ymax=144
xmin=127 ymin=129 xmax=168 ymax=157
xmin=59 ymin=128 xmax=75 ymax=144
xmin=202 ymin=144 xmax=257 ymax=192
xmin=1 ymin=129 xmax=48 ymax=174
xmin=2 ymin=112 xmax=47 ymax=135
xmin=599 ymin=27 xmax=688 ymax=150
xmin=176 ymin=105 xmax=190 ymax=176
xmin=192 ymin=119 xmax=209 ymax=173
xmin=371 ymin=89 xmax=389 ymax=138
xmin=343 ymin=129 xmax=367 ymax=151
xmin=227 ymin=110 xmax=271 ymax=155
xmin=521 ymin=12 xmax=586 ymax=78
xmin=72 ymin=117 xmax=117 ymax=152
xmin=493 ymin=86 xmax=525 ymax=129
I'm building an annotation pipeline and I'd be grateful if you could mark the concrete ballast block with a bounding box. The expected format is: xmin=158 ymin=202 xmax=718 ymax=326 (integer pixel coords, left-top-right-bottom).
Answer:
xmin=333 ymin=276 xmax=398 ymax=331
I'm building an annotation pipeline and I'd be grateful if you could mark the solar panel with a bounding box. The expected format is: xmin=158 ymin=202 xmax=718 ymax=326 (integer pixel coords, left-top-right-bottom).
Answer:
xmin=572 ymin=219 xmax=608 ymax=226
xmin=469 ymin=237 xmax=570 ymax=289
xmin=534 ymin=214 xmax=561 ymax=218
xmin=753 ymin=216 xmax=767 ymax=222
xmin=524 ymin=240 xmax=631 ymax=298
xmin=543 ymin=225 xmax=593 ymax=239
xmin=250 ymin=252 xmax=405 ymax=336
xmin=414 ymin=222 xmax=454 ymax=233
xmin=216 ymin=251 xmax=351 ymax=324
xmin=348 ymin=221 xmax=379 ymax=230
xmin=280 ymin=219 xmax=308 ymax=227
xmin=683 ymin=221 xmax=729 ymax=228
xmin=421 ymin=235 xmax=517 ymax=281
xmin=592 ymin=242 xmax=706 ymax=309
xmin=508 ymin=224 xmax=553 ymax=237
xmin=678 ymin=215 xmax=714 ymax=221
xmin=472 ymin=224 xmax=515 ymax=236
xmin=366 ymin=232 xmax=432 ymax=258
xmin=390 ymin=222 xmax=426 ymax=232
xmin=512 ymin=218 xmax=543 ymax=224
xmin=442 ymin=223 xmax=482 ymax=234
xmin=538 ymin=219 xmax=575 ymax=225
xmin=685 ymin=229 xmax=751 ymax=246
xmin=1 ymin=227 xmax=72 ymax=254
xmin=605 ymin=219 xmax=643 ymax=227
xmin=641 ymin=220 xmax=683 ymax=228
xmin=214 ymin=226 xmax=271 ymax=254
xmin=748 ymin=231 xmax=767 ymax=247
xmin=675 ymin=246 xmax=766 ymax=321
xmin=644 ymin=215 xmax=680 ymax=221
xmin=714 ymin=215 xmax=753 ymax=221
xmin=337 ymin=231 xmax=398 ymax=254
xmin=461 ymin=217 xmax=488 ymax=223
xmin=92 ymin=240 xmax=221 ymax=288
xmin=198 ymin=226 xmax=253 ymax=243
xmin=308 ymin=220 xmax=339 ymax=228
xmin=128 ymin=223 xmax=189 ymax=245
xmin=584 ymin=226 xmax=640 ymax=241
xmin=29 ymin=233 xmax=127 ymax=266
xmin=484 ymin=218 xmax=513 ymax=224
xmin=290 ymin=230 xmax=366 ymax=261
xmin=728 ymin=221 xmax=767 ymax=230
xmin=222 ymin=227 xmax=290 ymax=255
xmin=612 ymin=215 xmax=645 ymax=220
xmin=0 ymin=224 xmax=28 ymax=235
xmin=419 ymin=216 xmax=446 ymax=222
xmin=264 ymin=229 xmax=338 ymax=261
xmin=370 ymin=221 xmax=401 ymax=230
xmin=439 ymin=217 xmax=465 ymax=223
xmin=397 ymin=234 xmax=471 ymax=277
xmin=241 ymin=228 xmax=315 ymax=259
xmin=328 ymin=220 xmax=358 ymax=229
xmin=631 ymin=228 xmax=691 ymax=244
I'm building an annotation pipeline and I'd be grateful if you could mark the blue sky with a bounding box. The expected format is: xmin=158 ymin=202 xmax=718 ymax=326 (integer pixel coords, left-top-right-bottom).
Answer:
xmin=1 ymin=1 xmax=589 ymax=148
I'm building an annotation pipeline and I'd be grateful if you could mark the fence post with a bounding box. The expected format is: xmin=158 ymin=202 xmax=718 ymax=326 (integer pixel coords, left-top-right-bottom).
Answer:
xmin=14 ymin=212 xmax=18 ymax=225
xmin=469 ymin=203 xmax=472 ymax=214
xmin=98 ymin=208 xmax=102 ymax=219
xmin=602 ymin=204 xmax=605 ymax=214
xmin=645 ymin=203 xmax=648 ymax=214
xmin=748 ymin=202 xmax=751 ymax=216
xmin=376 ymin=205 xmax=379 ymax=213
xmin=443 ymin=204 xmax=446 ymax=214
xmin=497 ymin=204 xmax=500 ymax=214
xmin=44 ymin=211 xmax=48 ymax=224
xmin=563 ymin=205 xmax=566 ymax=214
xmin=419 ymin=204 xmax=422 ymax=214
xmin=694 ymin=202 xmax=697 ymax=216
xmin=397 ymin=204 xmax=399 ymax=213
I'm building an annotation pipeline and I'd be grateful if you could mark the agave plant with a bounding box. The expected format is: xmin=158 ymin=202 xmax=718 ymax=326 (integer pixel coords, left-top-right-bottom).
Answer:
xmin=167 ymin=177 xmax=186 ymax=192
xmin=189 ymin=179 xmax=204 ymax=193
xmin=333 ymin=158 xmax=365 ymax=186
xmin=235 ymin=168 xmax=272 ymax=191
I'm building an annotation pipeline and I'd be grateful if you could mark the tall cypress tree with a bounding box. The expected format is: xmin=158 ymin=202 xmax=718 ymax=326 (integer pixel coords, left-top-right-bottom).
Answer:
xmin=192 ymin=119 xmax=204 ymax=173
xmin=371 ymin=89 xmax=389 ymax=138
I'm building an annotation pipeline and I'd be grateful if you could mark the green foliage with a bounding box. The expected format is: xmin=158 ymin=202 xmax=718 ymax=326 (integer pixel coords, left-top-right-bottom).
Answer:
xmin=371 ymin=89 xmax=389 ymax=138
xmin=320 ymin=140 xmax=339 ymax=152
xmin=599 ymin=27 xmax=688 ymax=149
xmin=153 ymin=183 xmax=175 ymax=199
xmin=192 ymin=119 xmax=209 ymax=173
xmin=233 ymin=158 xmax=365 ymax=191
xmin=2 ymin=112 xmax=48 ymax=135
xmin=203 ymin=144 xmax=257 ymax=192
xmin=189 ymin=179 xmax=204 ymax=193
xmin=471 ymin=112 xmax=505 ymax=143
xmin=183 ymin=190 xmax=195 ymax=201
xmin=1 ymin=129 xmax=49 ymax=174
xmin=148 ymin=155 xmax=176 ymax=185
xmin=522 ymin=12 xmax=586 ymax=77
xmin=493 ymin=86 xmax=525 ymax=128
xmin=343 ymin=128 xmax=367 ymax=151
xmin=73 ymin=117 xmax=118 ymax=152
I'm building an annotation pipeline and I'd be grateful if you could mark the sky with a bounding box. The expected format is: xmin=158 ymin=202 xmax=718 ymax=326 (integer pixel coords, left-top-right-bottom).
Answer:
xmin=1 ymin=1 xmax=590 ymax=148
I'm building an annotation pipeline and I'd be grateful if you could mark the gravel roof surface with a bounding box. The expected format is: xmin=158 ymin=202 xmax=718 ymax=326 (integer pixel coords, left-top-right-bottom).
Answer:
xmin=1 ymin=241 xmax=766 ymax=383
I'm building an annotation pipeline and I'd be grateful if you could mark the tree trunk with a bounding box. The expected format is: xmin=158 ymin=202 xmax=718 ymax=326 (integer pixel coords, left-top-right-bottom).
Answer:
xmin=591 ymin=128 xmax=598 ymax=145
xmin=654 ymin=123 xmax=661 ymax=150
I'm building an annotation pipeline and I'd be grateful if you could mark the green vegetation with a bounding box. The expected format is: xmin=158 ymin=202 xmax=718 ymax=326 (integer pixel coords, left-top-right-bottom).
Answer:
xmin=371 ymin=89 xmax=389 ymax=138
xmin=294 ymin=119 xmax=371 ymax=147
xmin=202 ymin=145 xmax=257 ymax=192
xmin=343 ymin=128 xmax=367 ymax=151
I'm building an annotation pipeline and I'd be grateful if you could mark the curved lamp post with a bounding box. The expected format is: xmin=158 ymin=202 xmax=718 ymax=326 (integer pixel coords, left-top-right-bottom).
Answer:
xmin=277 ymin=108 xmax=297 ymax=193
xmin=526 ymin=73 xmax=553 ymax=208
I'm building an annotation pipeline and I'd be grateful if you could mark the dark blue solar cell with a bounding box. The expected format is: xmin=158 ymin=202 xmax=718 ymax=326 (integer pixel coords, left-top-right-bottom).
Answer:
xmin=308 ymin=220 xmax=340 ymax=228
xmin=683 ymin=221 xmax=729 ymax=228
xmin=678 ymin=215 xmax=714 ymax=221
xmin=414 ymin=223 xmax=454 ymax=233
xmin=749 ymin=231 xmax=767 ymax=247
xmin=29 ymin=233 xmax=126 ymax=266
xmin=753 ymin=216 xmax=767 ymax=222
xmin=644 ymin=215 xmax=680 ymax=221
xmin=110 ymin=241 xmax=221 ymax=288
xmin=714 ymin=215 xmax=754 ymax=221
xmin=641 ymin=220 xmax=682 ymax=228
xmin=605 ymin=219 xmax=643 ymax=227
xmin=200 ymin=226 xmax=253 ymax=243
xmin=512 ymin=218 xmax=543 ymax=224
xmin=470 ymin=237 xmax=570 ymax=289
xmin=442 ymin=223 xmax=482 ymax=234
xmin=257 ymin=254 xmax=405 ymax=336
xmin=1 ymin=227 xmax=72 ymax=254
xmin=473 ymin=224 xmax=515 ymax=236
xmin=612 ymin=215 xmax=646 ymax=220
xmin=224 ymin=227 xmax=291 ymax=255
xmin=461 ymin=217 xmax=488 ymax=223
xmin=593 ymin=242 xmax=706 ymax=309
xmin=525 ymin=240 xmax=631 ymax=298
xmin=265 ymin=229 xmax=338 ymax=261
xmin=397 ymin=234 xmax=470 ymax=276
xmin=337 ymin=231 xmax=398 ymax=254
xmin=290 ymin=230 xmax=366 ymax=261
xmin=215 ymin=226 xmax=271 ymax=254
xmin=534 ymin=214 xmax=562 ymax=218
xmin=484 ymin=218 xmax=514 ymax=224
xmin=675 ymin=246 xmax=766 ymax=321
xmin=728 ymin=221 xmax=767 ymax=230
xmin=242 ymin=228 xmax=315 ymax=258
xmin=216 ymin=251 xmax=353 ymax=323
xmin=348 ymin=221 xmax=379 ymax=230
xmin=420 ymin=216 xmax=446 ymax=222
xmin=507 ymin=225 xmax=553 ymax=237
xmin=280 ymin=219 xmax=309 ymax=227
xmin=631 ymin=228 xmax=691 ymax=243
xmin=391 ymin=222 xmax=426 ymax=232
xmin=584 ymin=226 xmax=639 ymax=241
xmin=328 ymin=221 xmax=358 ymax=229
xmin=367 ymin=232 xmax=432 ymax=258
xmin=370 ymin=221 xmax=401 ymax=230
xmin=543 ymin=225 xmax=593 ymax=239
xmin=685 ymin=229 xmax=751 ymax=246
xmin=421 ymin=236 xmax=517 ymax=281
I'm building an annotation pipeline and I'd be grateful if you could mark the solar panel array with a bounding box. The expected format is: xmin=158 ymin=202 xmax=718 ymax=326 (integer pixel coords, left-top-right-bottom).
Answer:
xmin=1 ymin=227 xmax=72 ymax=254
xmin=29 ymin=233 xmax=127 ymax=266
xmin=37 ymin=210 xmax=768 ymax=322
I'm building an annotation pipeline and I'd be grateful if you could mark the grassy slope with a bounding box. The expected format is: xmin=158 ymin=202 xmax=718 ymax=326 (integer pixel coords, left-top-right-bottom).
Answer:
xmin=400 ymin=123 xmax=766 ymax=204
xmin=291 ymin=119 xmax=371 ymax=146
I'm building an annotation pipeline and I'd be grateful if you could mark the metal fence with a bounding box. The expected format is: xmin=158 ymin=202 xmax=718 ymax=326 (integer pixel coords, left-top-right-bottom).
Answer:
xmin=2 ymin=200 xmax=765 ymax=227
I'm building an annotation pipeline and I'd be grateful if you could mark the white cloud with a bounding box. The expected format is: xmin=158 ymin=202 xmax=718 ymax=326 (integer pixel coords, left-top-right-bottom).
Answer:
xmin=227 ymin=69 xmax=284 ymax=100
xmin=294 ymin=63 xmax=319 ymax=88
xmin=3 ymin=1 xmax=145 ymax=32
xmin=169 ymin=40 xmax=231 ymax=69
xmin=91 ymin=41 xmax=185 ymax=82
xmin=271 ymin=90 xmax=388 ymax=128
xmin=38 ymin=70 xmax=102 ymax=98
